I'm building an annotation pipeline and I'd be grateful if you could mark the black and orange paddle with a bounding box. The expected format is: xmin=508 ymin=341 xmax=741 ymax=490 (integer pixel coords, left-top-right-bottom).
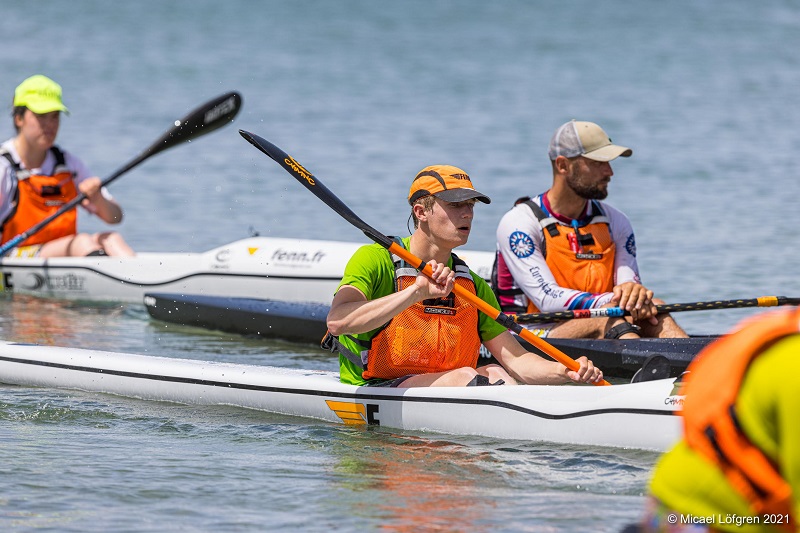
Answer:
xmin=0 ymin=92 xmax=242 ymax=255
xmin=514 ymin=296 xmax=800 ymax=323
xmin=239 ymin=129 xmax=611 ymax=386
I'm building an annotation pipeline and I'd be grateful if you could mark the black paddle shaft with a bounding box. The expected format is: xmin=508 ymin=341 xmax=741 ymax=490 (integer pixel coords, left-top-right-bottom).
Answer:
xmin=239 ymin=129 xmax=612 ymax=386
xmin=239 ymin=130 xmax=392 ymax=248
xmin=515 ymin=296 xmax=800 ymax=323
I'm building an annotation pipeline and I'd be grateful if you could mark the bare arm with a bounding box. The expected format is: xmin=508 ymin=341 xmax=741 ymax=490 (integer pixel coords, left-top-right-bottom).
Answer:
xmin=79 ymin=177 xmax=123 ymax=224
xmin=483 ymin=331 xmax=604 ymax=385
xmin=327 ymin=260 xmax=455 ymax=336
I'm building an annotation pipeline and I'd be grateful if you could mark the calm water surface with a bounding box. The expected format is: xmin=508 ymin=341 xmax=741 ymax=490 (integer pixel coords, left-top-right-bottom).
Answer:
xmin=1 ymin=1 xmax=799 ymax=531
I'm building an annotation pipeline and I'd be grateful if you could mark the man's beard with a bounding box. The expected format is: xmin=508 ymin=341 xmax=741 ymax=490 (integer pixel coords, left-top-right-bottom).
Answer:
xmin=566 ymin=171 xmax=608 ymax=200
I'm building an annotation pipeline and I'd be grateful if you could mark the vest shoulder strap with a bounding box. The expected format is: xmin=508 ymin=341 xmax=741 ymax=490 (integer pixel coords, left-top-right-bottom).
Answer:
xmin=0 ymin=149 xmax=21 ymax=228
xmin=389 ymin=237 xmax=473 ymax=284
xmin=0 ymin=148 xmax=15 ymax=167
xmin=521 ymin=199 xmax=560 ymax=237
xmin=516 ymin=198 xmax=553 ymax=259
xmin=49 ymin=145 xmax=72 ymax=175
xmin=449 ymin=251 xmax=471 ymax=277
xmin=50 ymin=145 xmax=66 ymax=166
xmin=0 ymin=148 xmax=20 ymax=175
xmin=588 ymin=200 xmax=611 ymax=225
xmin=321 ymin=331 xmax=367 ymax=369
xmin=389 ymin=236 xmax=417 ymax=284
xmin=0 ymin=145 xmax=70 ymax=178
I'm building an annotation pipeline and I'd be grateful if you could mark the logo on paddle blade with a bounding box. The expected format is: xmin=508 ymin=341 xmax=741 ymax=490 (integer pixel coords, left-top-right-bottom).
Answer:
xmin=203 ymin=95 xmax=238 ymax=124
xmin=284 ymin=156 xmax=315 ymax=186
xmin=326 ymin=400 xmax=380 ymax=426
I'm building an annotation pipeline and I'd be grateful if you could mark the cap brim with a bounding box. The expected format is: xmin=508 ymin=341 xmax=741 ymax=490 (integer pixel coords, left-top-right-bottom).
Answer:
xmin=23 ymin=102 xmax=69 ymax=115
xmin=434 ymin=188 xmax=491 ymax=204
xmin=582 ymin=144 xmax=632 ymax=162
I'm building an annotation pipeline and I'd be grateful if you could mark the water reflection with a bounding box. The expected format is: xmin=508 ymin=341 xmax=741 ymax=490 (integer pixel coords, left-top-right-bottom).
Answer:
xmin=0 ymin=294 xmax=125 ymax=346
xmin=327 ymin=430 xmax=498 ymax=532
xmin=320 ymin=428 xmax=660 ymax=531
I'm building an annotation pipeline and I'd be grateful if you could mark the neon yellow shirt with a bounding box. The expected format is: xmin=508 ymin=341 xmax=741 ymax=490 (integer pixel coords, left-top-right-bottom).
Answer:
xmin=648 ymin=334 xmax=800 ymax=532
xmin=335 ymin=237 xmax=506 ymax=385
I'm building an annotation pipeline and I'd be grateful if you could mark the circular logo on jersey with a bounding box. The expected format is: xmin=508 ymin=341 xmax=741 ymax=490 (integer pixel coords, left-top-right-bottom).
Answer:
xmin=509 ymin=231 xmax=535 ymax=258
xmin=625 ymin=234 xmax=637 ymax=257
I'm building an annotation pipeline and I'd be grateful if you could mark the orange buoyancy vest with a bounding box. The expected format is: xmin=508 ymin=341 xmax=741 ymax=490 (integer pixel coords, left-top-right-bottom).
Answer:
xmin=329 ymin=239 xmax=483 ymax=381
xmin=682 ymin=307 xmax=798 ymax=529
xmin=508 ymin=199 xmax=615 ymax=314
xmin=1 ymin=147 xmax=78 ymax=247
xmin=362 ymin=257 xmax=482 ymax=380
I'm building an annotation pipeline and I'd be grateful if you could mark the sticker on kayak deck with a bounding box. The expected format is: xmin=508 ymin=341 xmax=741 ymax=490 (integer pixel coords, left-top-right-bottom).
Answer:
xmin=509 ymin=231 xmax=535 ymax=258
xmin=664 ymin=380 xmax=686 ymax=407
xmin=326 ymin=400 xmax=380 ymax=426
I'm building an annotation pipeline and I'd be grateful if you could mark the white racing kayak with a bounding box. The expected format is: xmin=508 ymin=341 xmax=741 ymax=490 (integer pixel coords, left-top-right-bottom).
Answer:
xmin=0 ymin=236 xmax=495 ymax=303
xmin=0 ymin=340 xmax=684 ymax=451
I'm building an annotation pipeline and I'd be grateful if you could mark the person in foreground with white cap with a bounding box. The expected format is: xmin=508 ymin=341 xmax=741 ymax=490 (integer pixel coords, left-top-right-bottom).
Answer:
xmin=0 ymin=74 xmax=134 ymax=258
xmin=324 ymin=164 xmax=604 ymax=388
xmin=493 ymin=120 xmax=686 ymax=339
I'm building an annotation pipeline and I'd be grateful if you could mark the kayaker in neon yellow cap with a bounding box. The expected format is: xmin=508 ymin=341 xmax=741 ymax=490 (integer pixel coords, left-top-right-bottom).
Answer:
xmin=1 ymin=74 xmax=135 ymax=258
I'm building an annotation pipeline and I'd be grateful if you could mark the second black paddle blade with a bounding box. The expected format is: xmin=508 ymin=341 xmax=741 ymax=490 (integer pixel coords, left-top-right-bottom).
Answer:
xmin=630 ymin=354 xmax=672 ymax=383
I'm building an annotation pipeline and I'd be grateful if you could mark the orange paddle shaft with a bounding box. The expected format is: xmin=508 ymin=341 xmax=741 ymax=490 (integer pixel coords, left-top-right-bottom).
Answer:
xmin=387 ymin=242 xmax=612 ymax=386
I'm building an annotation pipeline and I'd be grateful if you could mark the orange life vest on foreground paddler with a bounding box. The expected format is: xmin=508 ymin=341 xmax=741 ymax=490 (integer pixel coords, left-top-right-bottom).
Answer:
xmin=0 ymin=146 xmax=78 ymax=246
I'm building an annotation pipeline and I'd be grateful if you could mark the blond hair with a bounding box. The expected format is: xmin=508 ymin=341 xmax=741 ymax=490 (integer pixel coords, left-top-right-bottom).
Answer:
xmin=410 ymin=195 xmax=436 ymax=229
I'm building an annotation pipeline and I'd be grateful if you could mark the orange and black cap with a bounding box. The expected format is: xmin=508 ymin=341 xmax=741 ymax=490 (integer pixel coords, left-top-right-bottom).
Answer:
xmin=408 ymin=165 xmax=491 ymax=205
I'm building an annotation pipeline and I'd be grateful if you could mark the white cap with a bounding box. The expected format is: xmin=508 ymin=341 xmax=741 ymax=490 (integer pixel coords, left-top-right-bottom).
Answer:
xmin=548 ymin=120 xmax=632 ymax=162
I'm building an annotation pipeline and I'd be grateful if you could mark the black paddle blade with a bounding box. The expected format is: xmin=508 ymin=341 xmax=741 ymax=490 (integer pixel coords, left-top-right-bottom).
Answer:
xmin=630 ymin=354 xmax=672 ymax=383
xmin=239 ymin=129 xmax=392 ymax=248
xmin=0 ymin=92 xmax=244 ymax=255
xmin=105 ymin=91 xmax=243 ymax=187
xmin=149 ymin=92 xmax=242 ymax=158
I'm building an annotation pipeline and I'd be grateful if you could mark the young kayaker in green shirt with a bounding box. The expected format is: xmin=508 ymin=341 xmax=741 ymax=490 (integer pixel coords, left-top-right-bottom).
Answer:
xmin=325 ymin=164 xmax=604 ymax=388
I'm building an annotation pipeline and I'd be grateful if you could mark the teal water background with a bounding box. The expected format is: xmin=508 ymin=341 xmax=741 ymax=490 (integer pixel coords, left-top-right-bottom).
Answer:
xmin=1 ymin=1 xmax=799 ymax=531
